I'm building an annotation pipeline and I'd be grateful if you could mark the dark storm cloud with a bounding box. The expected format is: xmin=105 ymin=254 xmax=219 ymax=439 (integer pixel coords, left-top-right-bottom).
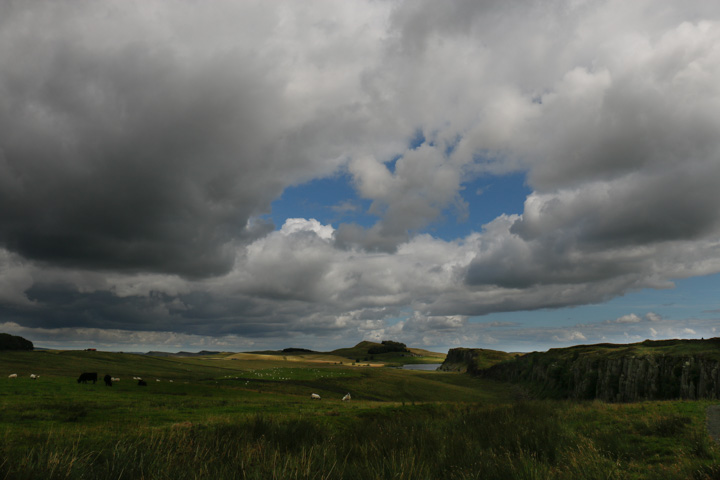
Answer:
xmin=0 ymin=1 xmax=390 ymax=277
xmin=0 ymin=2 xmax=280 ymax=276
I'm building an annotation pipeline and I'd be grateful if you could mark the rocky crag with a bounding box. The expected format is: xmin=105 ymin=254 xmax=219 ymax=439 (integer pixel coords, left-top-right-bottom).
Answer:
xmin=468 ymin=338 xmax=720 ymax=402
xmin=439 ymin=347 xmax=516 ymax=373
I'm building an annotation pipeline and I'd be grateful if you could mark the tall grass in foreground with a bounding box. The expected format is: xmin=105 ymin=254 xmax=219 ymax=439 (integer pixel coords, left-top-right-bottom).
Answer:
xmin=1 ymin=401 xmax=718 ymax=479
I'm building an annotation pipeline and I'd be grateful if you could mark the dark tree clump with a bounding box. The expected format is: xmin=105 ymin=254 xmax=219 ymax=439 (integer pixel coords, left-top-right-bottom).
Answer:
xmin=0 ymin=333 xmax=33 ymax=351
xmin=368 ymin=340 xmax=408 ymax=355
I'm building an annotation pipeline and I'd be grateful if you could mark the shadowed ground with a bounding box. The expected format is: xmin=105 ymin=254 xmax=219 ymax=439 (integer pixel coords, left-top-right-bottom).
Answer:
xmin=706 ymin=405 xmax=720 ymax=443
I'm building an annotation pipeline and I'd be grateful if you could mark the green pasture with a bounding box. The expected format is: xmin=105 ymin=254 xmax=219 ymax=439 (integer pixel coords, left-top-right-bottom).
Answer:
xmin=0 ymin=350 xmax=504 ymax=432
xmin=1 ymin=350 xmax=719 ymax=479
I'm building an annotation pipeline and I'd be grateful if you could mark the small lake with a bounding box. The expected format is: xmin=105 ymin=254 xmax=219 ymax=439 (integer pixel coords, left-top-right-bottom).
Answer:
xmin=402 ymin=363 xmax=442 ymax=371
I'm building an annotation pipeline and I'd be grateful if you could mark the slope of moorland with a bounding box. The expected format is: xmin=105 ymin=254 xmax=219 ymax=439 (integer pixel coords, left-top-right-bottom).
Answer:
xmin=225 ymin=351 xmax=353 ymax=364
xmin=0 ymin=347 xmax=719 ymax=479
xmin=138 ymin=340 xmax=443 ymax=367
xmin=0 ymin=348 xmax=492 ymax=405
xmin=245 ymin=340 xmax=445 ymax=366
xmin=476 ymin=337 xmax=720 ymax=401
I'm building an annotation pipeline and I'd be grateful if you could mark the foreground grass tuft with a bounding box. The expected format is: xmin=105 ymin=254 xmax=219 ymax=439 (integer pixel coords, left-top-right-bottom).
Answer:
xmin=2 ymin=401 xmax=718 ymax=479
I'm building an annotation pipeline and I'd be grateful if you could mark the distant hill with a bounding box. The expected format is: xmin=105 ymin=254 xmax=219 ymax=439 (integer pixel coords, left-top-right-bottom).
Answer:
xmin=0 ymin=333 xmax=33 ymax=351
xmin=145 ymin=350 xmax=221 ymax=358
xmin=329 ymin=340 xmax=382 ymax=359
xmin=477 ymin=338 xmax=720 ymax=401
xmin=330 ymin=341 xmax=411 ymax=359
xmin=325 ymin=340 xmax=447 ymax=365
xmin=282 ymin=348 xmax=316 ymax=353
xmin=242 ymin=341 xmax=442 ymax=365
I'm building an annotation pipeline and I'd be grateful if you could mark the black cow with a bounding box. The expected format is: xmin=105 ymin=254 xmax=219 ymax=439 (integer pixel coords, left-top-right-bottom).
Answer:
xmin=103 ymin=374 xmax=113 ymax=387
xmin=137 ymin=379 xmax=147 ymax=386
xmin=77 ymin=372 xmax=98 ymax=384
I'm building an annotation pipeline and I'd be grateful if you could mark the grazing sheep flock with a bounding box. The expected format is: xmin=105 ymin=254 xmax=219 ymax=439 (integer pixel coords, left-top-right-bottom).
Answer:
xmin=5 ymin=371 xmax=182 ymax=388
xmin=311 ymin=393 xmax=352 ymax=401
xmin=8 ymin=366 xmax=350 ymax=403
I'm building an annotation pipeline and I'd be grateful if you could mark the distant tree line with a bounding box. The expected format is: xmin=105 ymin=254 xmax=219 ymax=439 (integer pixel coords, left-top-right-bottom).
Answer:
xmin=282 ymin=348 xmax=316 ymax=353
xmin=368 ymin=340 xmax=408 ymax=355
xmin=0 ymin=333 xmax=33 ymax=351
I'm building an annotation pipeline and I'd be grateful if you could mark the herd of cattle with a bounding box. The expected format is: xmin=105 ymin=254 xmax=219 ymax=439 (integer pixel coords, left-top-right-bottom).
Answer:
xmin=76 ymin=372 xmax=158 ymax=386
xmin=76 ymin=372 xmax=126 ymax=386
xmin=8 ymin=371 xmax=155 ymax=387
xmin=7 ymin=372 xmax=352 ymax=400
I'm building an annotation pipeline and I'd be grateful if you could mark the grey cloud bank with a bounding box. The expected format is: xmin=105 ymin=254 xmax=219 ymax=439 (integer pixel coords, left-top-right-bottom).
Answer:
xmin=1 ymin=0 xmax=720 ymax=352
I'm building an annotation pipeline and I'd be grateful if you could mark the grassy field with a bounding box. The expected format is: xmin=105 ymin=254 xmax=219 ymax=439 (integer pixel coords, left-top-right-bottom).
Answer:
xmin=1 ymin=350 xmax=719 ymax=479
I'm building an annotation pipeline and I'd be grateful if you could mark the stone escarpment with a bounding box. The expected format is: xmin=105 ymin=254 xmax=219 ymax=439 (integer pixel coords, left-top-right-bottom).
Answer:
xmin=439 ymin=347 xmax=515 ymax=373
xmin=477 ymin=338 xmax=720 ymax=402
xmin=439 ymin=348 xmax=479 ymax=372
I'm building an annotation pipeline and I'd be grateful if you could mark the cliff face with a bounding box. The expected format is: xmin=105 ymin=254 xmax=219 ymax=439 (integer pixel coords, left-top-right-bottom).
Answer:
xmin=439 ymin=348 xmax=478 ymax=372
xmin=439 ymin=347 xmax=515 ymax=373
xmin=479 ymin=347 xmax=720 ymax=402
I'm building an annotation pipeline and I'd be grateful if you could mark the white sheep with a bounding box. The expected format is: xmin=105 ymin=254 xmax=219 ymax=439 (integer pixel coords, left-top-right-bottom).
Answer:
xmin=342 ymin=393 xmax=351 ymax=401
xmin=8 ymin=374 xmax=17 ymax=379
xmin=30 ymin=374 xmax=38 ymax=380
xmin=311 ymin=393 xmax=321 ymax=400
xmin=111 ymin=377 xmax=120 ymax=382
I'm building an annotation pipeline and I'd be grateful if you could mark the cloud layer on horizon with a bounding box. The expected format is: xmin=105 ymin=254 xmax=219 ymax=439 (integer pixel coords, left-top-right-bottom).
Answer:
xmin=2 ymin=0 xmax=720 ymax=351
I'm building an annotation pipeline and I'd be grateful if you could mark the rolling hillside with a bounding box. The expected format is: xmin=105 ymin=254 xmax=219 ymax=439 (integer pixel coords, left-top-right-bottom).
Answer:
xmin=244 ymin=340 xmax=445 ymax=366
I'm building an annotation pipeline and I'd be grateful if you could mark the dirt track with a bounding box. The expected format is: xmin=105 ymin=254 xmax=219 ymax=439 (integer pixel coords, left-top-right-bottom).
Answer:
xmin=706 ymin=405 xmax=720 ymax=443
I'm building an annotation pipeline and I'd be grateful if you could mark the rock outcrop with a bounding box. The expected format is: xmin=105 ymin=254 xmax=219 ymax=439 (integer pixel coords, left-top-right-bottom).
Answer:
xmin=439 ymin=348 xmax=478 ymax=372
xmin=477 ymin=338 xmax=720 ymax=402
xmin=439 ymin=347 xmax=515 ymax=373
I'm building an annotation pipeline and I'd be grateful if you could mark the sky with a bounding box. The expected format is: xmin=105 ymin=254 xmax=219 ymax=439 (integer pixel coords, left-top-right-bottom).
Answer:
xmin=1 ymin=0 xmax=720 ymax=354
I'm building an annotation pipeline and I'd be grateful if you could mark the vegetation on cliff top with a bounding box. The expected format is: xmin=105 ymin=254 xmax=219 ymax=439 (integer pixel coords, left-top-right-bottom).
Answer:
xmin=538 ymin=337 xmax=720 ymax=362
